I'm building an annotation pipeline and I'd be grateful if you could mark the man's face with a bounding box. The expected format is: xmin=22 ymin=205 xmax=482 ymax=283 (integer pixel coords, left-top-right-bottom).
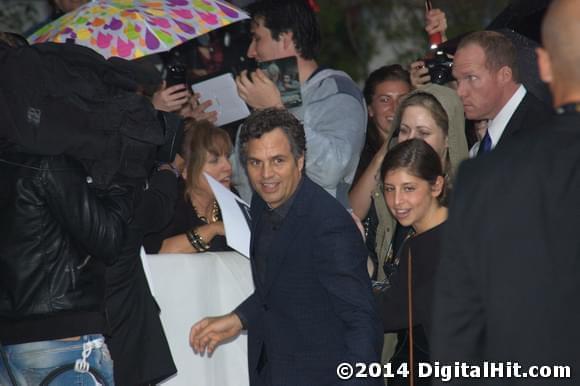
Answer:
xmin=368 ymin=80 xmax=411 ymax=140
xmin=245 ymin=128 xmax=304 ymax=209
xmin=453 ymin=44 xmax=505 ymax=120
xmin=54 ymin=0 xmax=88 ymax=13
xmin=246 ymin=18 xmax=288 ymax=63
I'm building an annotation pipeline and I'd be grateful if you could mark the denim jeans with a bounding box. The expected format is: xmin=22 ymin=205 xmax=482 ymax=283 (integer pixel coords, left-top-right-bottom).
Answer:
xmin=0 ymin=334 xmax=115 ymax=386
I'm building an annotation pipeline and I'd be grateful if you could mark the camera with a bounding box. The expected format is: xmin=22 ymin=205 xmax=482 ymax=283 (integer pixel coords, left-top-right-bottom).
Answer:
xmin=424 ymin=50 xmax=453 ymax=85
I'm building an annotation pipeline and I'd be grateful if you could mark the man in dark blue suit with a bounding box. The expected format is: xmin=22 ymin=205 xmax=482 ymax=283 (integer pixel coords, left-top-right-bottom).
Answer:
xmin=452 ymin=30 xmax=552 ymax=157
xmin=431 ymin=1 xmax=580 ymax=384
xmin=190 ymin=108 xmax=382 ymax=385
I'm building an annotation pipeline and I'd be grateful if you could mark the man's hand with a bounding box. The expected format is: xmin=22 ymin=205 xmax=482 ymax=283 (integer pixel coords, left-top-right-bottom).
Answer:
xmin=189 ymin=313 xmax=243 ymax=355
xmin=236 ymin=69 xmax=284 ymax=109
xmin=410 ymin=60 xmax=431 ymax=87
xmin=152 ymin=82 xmax=190 ymax=112
xmin=425 ymin=8 xmax=447 ymax=40
xmin=179 ymin=93 xmax=218 ymax=122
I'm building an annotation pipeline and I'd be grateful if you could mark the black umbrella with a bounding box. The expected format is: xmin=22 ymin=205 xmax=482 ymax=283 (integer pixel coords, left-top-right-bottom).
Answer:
xmin=493 ymin=28 xmax=552 ymax=106
xmin=486 ymin=0 xmax=552 ymax=44
xmin=436 ymin=0 xmax=551 ymax=54
xmin=484 ymin=0 xmax=553 ymax=104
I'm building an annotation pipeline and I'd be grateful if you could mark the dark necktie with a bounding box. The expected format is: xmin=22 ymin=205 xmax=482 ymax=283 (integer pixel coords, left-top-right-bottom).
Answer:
xmin=477 ymin=130 xmax=492 ymax=156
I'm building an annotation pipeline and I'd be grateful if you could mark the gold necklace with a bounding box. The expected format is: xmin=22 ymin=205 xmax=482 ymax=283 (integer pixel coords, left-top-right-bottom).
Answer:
xmin=192 ymin=200 xmax=220 ymax=224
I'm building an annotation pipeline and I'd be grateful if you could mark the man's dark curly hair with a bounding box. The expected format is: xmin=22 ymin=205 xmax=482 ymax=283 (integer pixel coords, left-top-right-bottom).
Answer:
xmin=239 ymin=108 xmax=306 ymax=167
xmin=247 ymin=0 xmax=320 ymax=60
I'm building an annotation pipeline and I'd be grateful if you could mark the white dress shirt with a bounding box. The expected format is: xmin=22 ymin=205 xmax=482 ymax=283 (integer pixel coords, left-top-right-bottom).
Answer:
xmin=469 ymin=85 xmax=527 ymax=158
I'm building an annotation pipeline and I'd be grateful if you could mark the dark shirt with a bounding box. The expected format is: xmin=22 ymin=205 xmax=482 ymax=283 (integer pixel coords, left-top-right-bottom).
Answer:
xmin=378 ymin=222 xmax=445 ymax=385
xmin=143 ymin=178 xmax=231 ymax=253
xmin=253 ymin=177 xmax=303 ymax=284
xmin=379 ymin=222 xmax=445 ymax=335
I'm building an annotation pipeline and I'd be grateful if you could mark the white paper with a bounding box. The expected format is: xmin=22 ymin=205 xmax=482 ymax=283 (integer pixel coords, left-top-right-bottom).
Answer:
xmin=204 ymin=172 xmax=251 ymax=258
xmin=147 ymin=252 xmax=252 ymax=386
xmin=191 ymin=73 xmax=250 ymax=127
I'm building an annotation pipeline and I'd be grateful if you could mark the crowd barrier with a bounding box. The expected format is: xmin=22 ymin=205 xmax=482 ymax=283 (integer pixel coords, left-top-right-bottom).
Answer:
xmin=145 ymin=251 xmax=253 ymax=386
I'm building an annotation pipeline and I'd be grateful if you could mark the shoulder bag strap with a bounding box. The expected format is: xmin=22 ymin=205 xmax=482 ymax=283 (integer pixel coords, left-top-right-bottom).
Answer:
xmin=407 ymin=248 xmax=415 ymax=386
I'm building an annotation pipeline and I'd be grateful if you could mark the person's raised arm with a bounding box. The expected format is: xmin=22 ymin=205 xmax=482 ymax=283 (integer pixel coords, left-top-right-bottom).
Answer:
xmin=152 ymin=81 xmax=190 ymax=113
xmin=410 ymin=8 xmax=448 ymax=88
xmin=349 ymin=140 xmax=389 ymax=220
xmin=425 ymin=8 xmax=447 ymax=42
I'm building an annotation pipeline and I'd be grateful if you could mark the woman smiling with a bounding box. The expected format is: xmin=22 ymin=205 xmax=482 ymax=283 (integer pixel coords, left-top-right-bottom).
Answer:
xmin=376 ymin=138 xmax=448 ymax=386
xmin=144 ymin=120 xmax=233 ymax=254
xmin=372 ymin=83 xmax=467 ymax=282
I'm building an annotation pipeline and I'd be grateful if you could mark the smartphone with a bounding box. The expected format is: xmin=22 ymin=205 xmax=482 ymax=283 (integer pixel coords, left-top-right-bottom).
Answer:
xmin=165 ymin=64 xmax=187 ymax=87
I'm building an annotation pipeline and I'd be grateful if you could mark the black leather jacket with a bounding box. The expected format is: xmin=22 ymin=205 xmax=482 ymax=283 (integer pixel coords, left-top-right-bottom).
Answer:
xmin=0 ymin=153 xmax=134 ymax=344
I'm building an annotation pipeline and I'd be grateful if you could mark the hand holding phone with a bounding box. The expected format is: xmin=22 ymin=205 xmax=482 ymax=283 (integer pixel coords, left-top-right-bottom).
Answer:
xmin=152 ymin=82 xmax=190 ymax=112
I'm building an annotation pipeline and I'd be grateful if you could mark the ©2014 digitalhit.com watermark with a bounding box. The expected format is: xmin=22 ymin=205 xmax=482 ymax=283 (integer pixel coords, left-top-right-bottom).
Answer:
xmin=336 ymin=361 xmax=572 ymax=382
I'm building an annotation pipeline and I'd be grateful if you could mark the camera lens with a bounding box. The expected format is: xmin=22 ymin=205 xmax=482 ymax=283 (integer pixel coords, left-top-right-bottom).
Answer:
xmin=431 ymin=68 xmax=448 ymax=84
xmin=424 ymin=50 xmax=453 ymax=85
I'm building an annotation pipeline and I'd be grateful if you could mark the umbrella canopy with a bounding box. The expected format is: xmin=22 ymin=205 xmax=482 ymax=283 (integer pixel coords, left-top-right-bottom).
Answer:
xmin=493 ymin=28 xmax=552 ymax=106
xmin=486 ymin=0 xmax=551 ymax=43
xmin=28 ymin=0 xmax=249 ymax=59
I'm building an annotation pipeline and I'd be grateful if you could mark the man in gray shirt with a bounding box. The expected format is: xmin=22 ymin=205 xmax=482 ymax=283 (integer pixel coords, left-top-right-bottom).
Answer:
xmin=232 ymin=0 xmax=367 ymax=208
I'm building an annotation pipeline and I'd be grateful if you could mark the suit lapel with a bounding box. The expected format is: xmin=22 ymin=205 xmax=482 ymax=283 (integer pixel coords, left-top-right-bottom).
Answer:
xmin=498 ymin=92 xmax=529 ymax=145
xmin=249 ymin=195 xmax=266 ymax=295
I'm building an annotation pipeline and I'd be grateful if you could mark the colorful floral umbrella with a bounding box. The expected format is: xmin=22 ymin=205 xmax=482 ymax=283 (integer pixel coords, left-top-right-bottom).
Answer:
xmin=28 ymin=0 xmax=249 ymax=59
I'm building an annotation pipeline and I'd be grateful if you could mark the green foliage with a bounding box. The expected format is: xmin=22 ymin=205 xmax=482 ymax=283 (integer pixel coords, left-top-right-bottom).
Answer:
xmin=0 ymin=1 xmax=49 ymax=35
xmin=317 ymin=0 xmax=509 ymax=81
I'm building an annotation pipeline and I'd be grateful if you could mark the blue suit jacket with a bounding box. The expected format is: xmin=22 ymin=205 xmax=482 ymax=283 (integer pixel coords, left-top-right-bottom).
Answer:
xmin=236 ymin=176 xmax=382 ymax=386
